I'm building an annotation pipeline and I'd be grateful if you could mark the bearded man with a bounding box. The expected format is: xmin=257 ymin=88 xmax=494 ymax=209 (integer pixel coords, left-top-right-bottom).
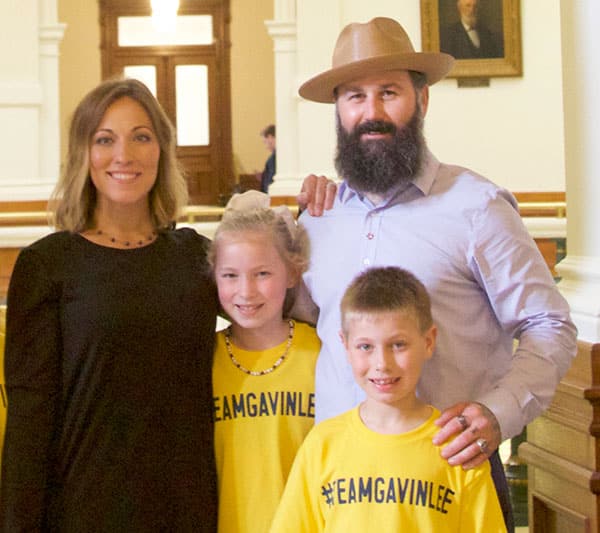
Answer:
xmin=296 ymin=17 xmax=576 ymax=533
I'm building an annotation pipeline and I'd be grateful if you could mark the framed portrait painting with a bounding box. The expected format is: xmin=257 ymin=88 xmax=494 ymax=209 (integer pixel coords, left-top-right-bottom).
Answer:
xmin=420 ymin=0 xmax=522 ymax=78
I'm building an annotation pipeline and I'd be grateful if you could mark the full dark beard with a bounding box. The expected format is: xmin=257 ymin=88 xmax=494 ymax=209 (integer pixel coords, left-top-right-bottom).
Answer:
xmin=334 ymin=107 xmax=425 ymax=195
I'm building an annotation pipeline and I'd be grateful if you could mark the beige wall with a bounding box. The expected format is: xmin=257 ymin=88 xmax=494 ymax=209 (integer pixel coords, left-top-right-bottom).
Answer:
xmin=58 ymin=0 xmax=102 ymax=163
xmin=230 ymin=0 xmax=275 ymax=177
xmin=57 ymin=0 xmax=275 ymax=178
xmin=56 ymin=1 xmax=565 ymax=194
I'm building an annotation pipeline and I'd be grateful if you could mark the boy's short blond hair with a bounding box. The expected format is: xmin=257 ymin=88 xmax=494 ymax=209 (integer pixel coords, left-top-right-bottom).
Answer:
xmin=340 ymin=267 xmax=433 ymax=334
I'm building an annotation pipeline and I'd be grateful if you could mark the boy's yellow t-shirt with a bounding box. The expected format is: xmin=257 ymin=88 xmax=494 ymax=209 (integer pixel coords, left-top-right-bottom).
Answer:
xmin=270 ymin=407 xmax=506 ymax=532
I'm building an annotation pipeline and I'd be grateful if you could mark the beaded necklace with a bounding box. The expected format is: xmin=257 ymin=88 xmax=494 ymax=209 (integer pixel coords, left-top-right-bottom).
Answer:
xmin=93 ymin=229 xmax=157 ymax=248
xmin=224 ymin=320 xmax=295 ymax=376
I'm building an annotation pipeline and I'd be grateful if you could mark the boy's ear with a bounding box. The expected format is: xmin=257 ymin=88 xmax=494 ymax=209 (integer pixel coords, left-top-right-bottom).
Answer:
xmin=338 ymin=329 xmax=347 ymax=349
xmin=339 ymin=330 xmax=354 ymax=365
xmin=424 ymin=325 xmax=437 ymax=358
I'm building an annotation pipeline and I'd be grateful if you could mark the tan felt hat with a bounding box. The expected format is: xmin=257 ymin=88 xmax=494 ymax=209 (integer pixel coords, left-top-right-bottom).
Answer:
xmin=299 ymin=17 xmax=454 ymax=103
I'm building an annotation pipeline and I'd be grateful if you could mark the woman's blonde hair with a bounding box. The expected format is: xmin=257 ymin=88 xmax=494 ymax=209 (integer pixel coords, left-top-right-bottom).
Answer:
xmin=209 ymin=206 xmax=310 ymax=315
xmin=50 ymin=77 xmax=188 ymax=232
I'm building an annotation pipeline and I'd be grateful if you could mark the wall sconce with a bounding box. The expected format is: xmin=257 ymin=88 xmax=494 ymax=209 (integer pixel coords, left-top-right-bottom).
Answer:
xmin=151 ymin=0 xmax=179 ymax=32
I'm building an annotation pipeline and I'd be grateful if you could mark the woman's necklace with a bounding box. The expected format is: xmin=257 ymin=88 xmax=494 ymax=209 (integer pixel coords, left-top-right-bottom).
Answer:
xmin=224 ymin=319 xmax=295 ymax=376
xmin=93 ymin=229 xmax=157 ymax=248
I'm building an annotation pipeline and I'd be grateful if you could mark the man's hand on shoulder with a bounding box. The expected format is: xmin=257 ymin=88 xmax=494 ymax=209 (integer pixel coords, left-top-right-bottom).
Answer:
xmin=432 ymin=401 xmax=502 ymax=469
xmin=297 ymin=174 xmax=337 ymax=216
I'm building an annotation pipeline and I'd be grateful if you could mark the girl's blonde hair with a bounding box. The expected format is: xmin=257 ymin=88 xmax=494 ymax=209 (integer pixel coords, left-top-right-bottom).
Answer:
xmin=209 ymin=205 xmax=310 ymax=315
xmin=50 ymin=77 xmax=188 ymax=232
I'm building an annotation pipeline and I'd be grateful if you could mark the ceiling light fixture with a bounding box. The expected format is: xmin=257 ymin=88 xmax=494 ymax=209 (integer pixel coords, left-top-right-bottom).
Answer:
xmin=151 ymin=0 xmax=179 ymax=33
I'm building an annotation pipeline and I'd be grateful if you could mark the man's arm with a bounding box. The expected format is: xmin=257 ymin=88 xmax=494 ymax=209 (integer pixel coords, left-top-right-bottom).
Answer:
xmin=433 ymin=191 xmax=577 ymax=468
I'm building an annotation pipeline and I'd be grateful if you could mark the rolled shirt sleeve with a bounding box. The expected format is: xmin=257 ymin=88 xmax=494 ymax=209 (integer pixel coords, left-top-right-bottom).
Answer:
xmin=468 ymin=193 xmax=577 ymax=438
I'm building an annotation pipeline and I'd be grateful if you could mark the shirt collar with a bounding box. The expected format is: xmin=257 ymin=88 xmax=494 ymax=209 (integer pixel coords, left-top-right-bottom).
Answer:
xmin=461 ymin=19 xmax=477 ymax=32
xmin=338 ymin=149 xmax=440 ymax=205
xmin=411 ymin=149 xmax=440 ymax=195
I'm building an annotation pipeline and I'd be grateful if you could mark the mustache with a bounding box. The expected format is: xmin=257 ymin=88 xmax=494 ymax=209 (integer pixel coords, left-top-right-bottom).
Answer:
xmin=335 ymin=106 xmax=425 ymax=194
xmin=354 ymin=120 xmax=397 ymax=137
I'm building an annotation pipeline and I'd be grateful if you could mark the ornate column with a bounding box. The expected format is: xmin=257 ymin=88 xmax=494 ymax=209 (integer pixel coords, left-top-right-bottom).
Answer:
xmin=554 ymin=0 xmax=600 ymax=341
xmin=519 ymin=2 xmax=600 ymax=531
xmin=265 ymin=0 xmax=299 ymax=197
xmin=0 ymin=0 xmax=64 ymax=201
xmin=266 ymin=0 xmax=345 ymax=199
xmin=38 ymin=0 xmax=66 ymax=193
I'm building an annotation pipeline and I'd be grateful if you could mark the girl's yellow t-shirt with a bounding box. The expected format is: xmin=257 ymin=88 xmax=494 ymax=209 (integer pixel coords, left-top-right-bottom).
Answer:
xmin=213 ymin=320 xmax=320 ymax=533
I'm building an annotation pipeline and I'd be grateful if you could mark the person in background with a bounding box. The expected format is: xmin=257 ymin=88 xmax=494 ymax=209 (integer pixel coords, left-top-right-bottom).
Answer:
xmin=210 ymin=191 xmax=320 ymax=533
xmin=271 ymin=266 xmax=506 ymax=532
xmin=1 ymin=78 xmax=218 ymax=532
xmin=258 ymin=124 xmax=277 ymax=193
xmin=295 ymin=17 xmax=577 ymax=532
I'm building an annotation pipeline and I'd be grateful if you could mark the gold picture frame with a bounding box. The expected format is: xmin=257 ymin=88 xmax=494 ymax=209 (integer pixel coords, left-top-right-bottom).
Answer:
xmin=420 ymin=0 xmax=522 ymax=78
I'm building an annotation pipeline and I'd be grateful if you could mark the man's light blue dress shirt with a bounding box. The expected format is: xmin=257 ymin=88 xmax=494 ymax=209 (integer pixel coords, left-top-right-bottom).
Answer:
xmin=300 ymin=151 xmax=577 ymax=440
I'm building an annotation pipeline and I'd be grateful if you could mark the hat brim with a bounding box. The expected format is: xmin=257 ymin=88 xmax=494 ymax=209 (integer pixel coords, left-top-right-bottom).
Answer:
xmin=298 ymin=52 xmax=455 ymax=103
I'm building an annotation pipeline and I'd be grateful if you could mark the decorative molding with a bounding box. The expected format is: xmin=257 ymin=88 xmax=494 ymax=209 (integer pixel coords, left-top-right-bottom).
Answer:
xmin=265 ymin=20 xmax=297 ymax=53
xmin=39 ymin=23 xmax=67 ymax=57
xmin=519 ymin=442 xmax=594 ymax=491
xmin=265 ymin=20 xmax=297 ymax=37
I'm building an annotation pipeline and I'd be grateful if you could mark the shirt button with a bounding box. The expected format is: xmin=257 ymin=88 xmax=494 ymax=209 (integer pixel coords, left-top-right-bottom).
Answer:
xmin=366 ymin=232 xmax=374 ymax=240
xmin=363 ymin=258 xmax=370 ymax=266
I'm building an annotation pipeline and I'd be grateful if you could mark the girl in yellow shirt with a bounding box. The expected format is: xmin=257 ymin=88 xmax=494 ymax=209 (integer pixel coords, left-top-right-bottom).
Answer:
xmin=209 ymin=192 xmax=320 ymax=533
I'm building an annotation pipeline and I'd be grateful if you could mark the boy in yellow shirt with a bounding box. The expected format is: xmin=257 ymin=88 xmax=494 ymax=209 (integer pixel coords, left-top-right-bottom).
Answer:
xmin=270 ymin=267 xmax=505 ymax=532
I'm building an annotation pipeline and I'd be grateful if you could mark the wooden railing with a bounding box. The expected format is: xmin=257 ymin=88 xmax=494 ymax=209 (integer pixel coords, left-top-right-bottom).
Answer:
xmin=0 ymin=198 xmax=567 ymax=230
xmin=0 ymin=193 xmax=566 ymax=302
xmin=513 ymin=192 xmax=566 ymax=218
xmin=0 ymin=204 xmax=301 ymax=227
xmin=0 ymin=211 xmax=51 ymax=226
xmin=518 ymin=202 xmax=566 ymax=218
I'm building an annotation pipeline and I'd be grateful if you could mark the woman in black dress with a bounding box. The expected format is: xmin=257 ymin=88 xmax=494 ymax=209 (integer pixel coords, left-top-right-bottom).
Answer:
xmin=1 ymin=78 xmax=218 ymax=532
